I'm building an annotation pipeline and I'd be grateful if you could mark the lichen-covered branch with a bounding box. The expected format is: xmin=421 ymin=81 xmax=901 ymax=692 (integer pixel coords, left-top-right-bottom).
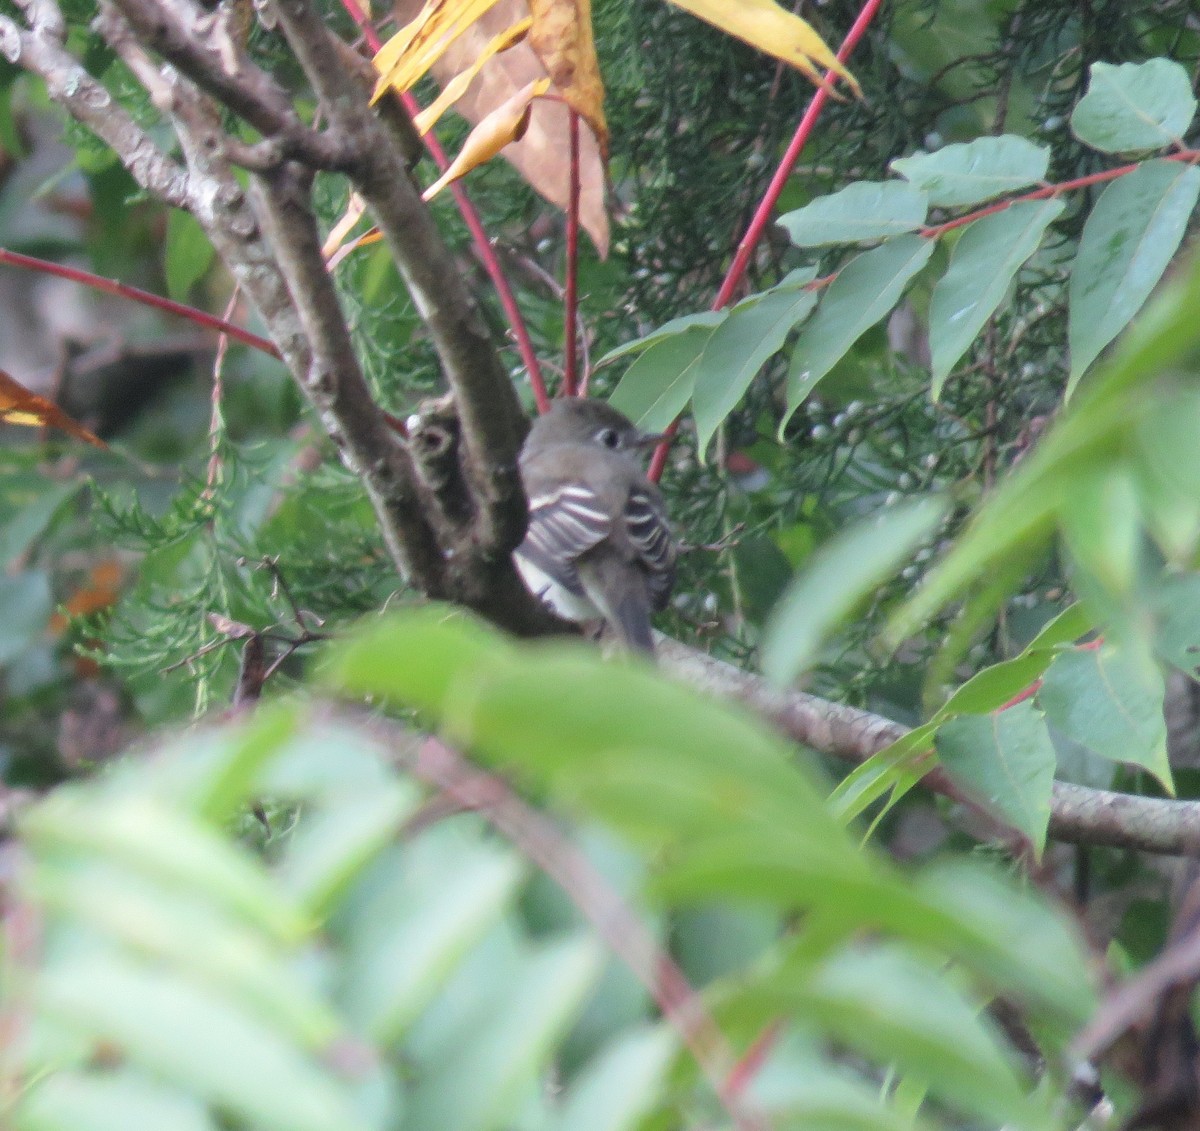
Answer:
xmin=0 ymin=0 xmax=189 ymax=208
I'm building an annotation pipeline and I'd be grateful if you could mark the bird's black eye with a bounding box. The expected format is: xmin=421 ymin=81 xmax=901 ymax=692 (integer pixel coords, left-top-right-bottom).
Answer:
xmin=597 ymin=428 xmax=621 ymax=449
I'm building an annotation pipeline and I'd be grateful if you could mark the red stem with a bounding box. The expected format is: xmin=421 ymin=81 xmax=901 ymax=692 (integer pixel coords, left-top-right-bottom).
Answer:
xmin=339 ymin=0 xmax=551 ymax=413
xmin=0 ymin=247 xmax=280 ymax=359
xmin=562 ymin=109 xmax=582 ymax=398
xmin=921 ymin=149 xmax=1199 ymax=238
xmin=649 ymin=0 xmax=884 ymax=482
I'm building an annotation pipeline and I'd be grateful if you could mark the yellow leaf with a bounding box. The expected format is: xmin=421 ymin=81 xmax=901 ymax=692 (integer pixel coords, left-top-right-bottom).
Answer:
xmin=321 ymin=191 xmax=369 ymax=262
xmin=414 ymin=15 xmax=533 ymax=135
xmin=0 ymin=369 xmax=107 ymax=448
xmin=393 ymin=0 xmax=610 ymax=256
xmin=665 ymin=0 xmax=860 ymax=97
xmin=372 ymin=0 xmax=507 ymax=103
xmin=422 ymin=77 xmax=551 ymax=201
xmin=528 ymin=0 xmax=607 ymax=158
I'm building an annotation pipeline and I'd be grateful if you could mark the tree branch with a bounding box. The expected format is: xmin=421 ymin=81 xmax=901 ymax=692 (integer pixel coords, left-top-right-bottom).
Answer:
xmin=658 ymin=639 xmax=1200 ymax=857
xmin=108 ymin=0 xmax=355 ymax=171
xmin=265 ymin=0 xmax=531 ymax=556
xmin=0 ymin=0 xmax=190 ymax=208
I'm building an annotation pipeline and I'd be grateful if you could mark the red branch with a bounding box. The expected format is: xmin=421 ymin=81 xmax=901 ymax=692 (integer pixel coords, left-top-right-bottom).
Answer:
xmin=339 ymin=0 xmax=550 ymax=414
xmin=649 ymin=0 xmax=885 ymax=482
xmin=410 ymin=736 xmax=758 ymax=1131
xmin=0 ymin=247 xmax=280 ymax=358
xmin=562 ymin=109 xmax=582 ymax=398
xmin=920 ymin=149 xmax=1200 ymax=238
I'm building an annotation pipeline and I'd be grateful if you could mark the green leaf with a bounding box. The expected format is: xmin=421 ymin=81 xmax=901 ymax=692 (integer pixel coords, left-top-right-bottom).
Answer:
xmin=608 ymin=326 xmax=717 ymax=432
xmin=890 ymin=135 xmax=1050 ymax=207
xmin=1060 ymin=466 xmax=1142 ymax=598
xmin=692 ymin=272 xmax=818 ymax=455
xmin=0 ymin=476 xmax=79 ymax=568
xmin=1037 ymin=644 xmax=1172 ymax=792
xmin=909 ymin=859 xmax=1096 ymax=1026
xmin=827 ymin=732 xmax=935 ymax=827
xmin=1154 ymin=574 xmax=1200 ymax=677
xmin=550 ymin=1026 xmax=676 ymax=1131
xmin=928 ymin=199 xmax=1063 ymax=397
xmin=35 ymin=955 xmax=368 ymax=1131
xmin=771 ymin=946 xmax=1035 ymax=1126
xmin=324 ymin=603 xmax=513 ymax=720
xmin=15 ymin=1070 xmax=219 ymax=1131
xmin=935 ymin=653 xmax=1054 ymax=719
xmin=0 ymin=570 xmax=53 ymax=666
xmin=593 ymin=311 xmax=726 ymax=367
xmin=783 ymin=235 xmax=936 ymax=426
xmin=934 ymin=701 xmax=1056 ymax=856
xmin=165 ymin=209 xmax=216 ymax=302
xmin=1067 ymin=160 xmax=1200 ymax=393
xmin=22 ymin=791 xmax=308 ymax=945
xmin=776 ymin=181 xmax=928 ymax=246
xmin=404 ymin=934 xmax=603 ymax=1131
xmin=28 ymin=859 xmax=340 ymax=1049
xmin=275 ymin=780 xmax=421 ymax=915
xmin=338 ymin=838 xmax=526 ymax=1043
xmin=1070 ymin=59 xmax=1198 ymax=154
xmin=761 ymin=496 xmax=948 ymax=686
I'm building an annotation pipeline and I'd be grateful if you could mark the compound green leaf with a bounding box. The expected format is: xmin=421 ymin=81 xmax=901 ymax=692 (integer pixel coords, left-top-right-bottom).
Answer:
xmin=1070 ymin=59 xmax=1197 ymax=153
xmin=891 ymin=135 xmax=1050 ymax=207
xmin=784 ymin=235 xmax=935 ymax=426
xmin=1068 ymin=160 xmax=1200 ymax=394
xmin=1037 ymin=644 xmax=1172 ymax=792
xmin=935 ymin=701 xmax=1055 ymax=857
xmin=776 ymin=181 xmax=928 ymax=246
xmin=929 ymin=199 xmax=1063 ymax=397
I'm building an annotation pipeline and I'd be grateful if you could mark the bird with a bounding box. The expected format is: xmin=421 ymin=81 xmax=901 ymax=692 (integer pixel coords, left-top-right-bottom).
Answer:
xmin=515 ymin=398 xmax=676 ymax=654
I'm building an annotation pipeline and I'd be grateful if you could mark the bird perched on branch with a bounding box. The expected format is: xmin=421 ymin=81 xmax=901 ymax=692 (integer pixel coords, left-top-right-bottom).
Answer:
xmin=515 ymin=398 xmax=676 ymax=654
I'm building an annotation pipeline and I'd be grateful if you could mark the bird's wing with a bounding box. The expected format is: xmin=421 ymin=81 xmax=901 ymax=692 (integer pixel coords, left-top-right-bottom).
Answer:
xmin=625 ymin=485 xmax=676 ymax=611
xmin=518 ymin=483 xmax=613 ymax=597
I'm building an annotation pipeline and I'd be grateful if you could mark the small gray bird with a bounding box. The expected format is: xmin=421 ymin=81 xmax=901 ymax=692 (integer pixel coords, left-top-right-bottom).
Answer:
xmin=515 ymin=398 xmax=676 ymax=653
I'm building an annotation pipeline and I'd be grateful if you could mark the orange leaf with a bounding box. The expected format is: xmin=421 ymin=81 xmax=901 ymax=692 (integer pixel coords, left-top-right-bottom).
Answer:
xmin=49 ymin=558 xmax=125 ymax=634
xmin=666 ymin=0 xmax=860 ymax=97
xmin=422 ymin=77 xmax=551 ymax=201
xmin=413 ymin=15 xmax=533 ymax=135
xmin=372 ymin=0 xmax=507 ymax=102
xmin=0 ymin=369 xmax=107 ymax=448
xmin=528 ymin=0 xmax=607 ymax=158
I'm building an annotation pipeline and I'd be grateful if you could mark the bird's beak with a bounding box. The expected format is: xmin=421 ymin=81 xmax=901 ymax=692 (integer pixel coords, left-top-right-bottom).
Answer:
xmin=634 ymin=430 xmax=665 ymax=449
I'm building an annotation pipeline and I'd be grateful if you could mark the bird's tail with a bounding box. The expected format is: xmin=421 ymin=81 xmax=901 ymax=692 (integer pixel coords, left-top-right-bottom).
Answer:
xmin=579 ymin=557 xmax=656 ymax=654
